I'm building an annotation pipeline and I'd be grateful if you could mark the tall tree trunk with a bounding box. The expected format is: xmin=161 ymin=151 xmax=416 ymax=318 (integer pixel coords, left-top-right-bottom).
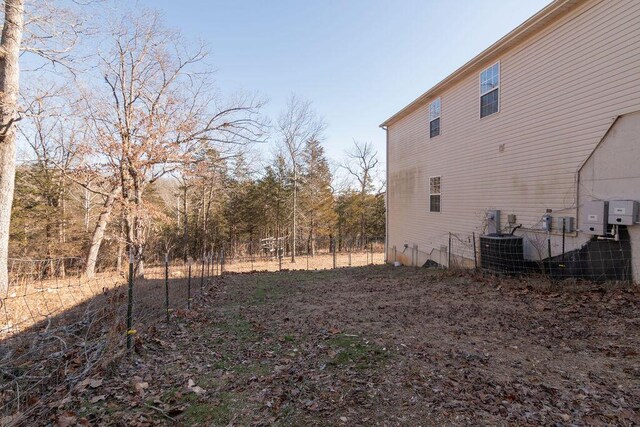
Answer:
xmin=116 ymin=225 xmax=123 ymax=272
xmin=59 ymin=186 xmax=66 ymax=244
xmin=182 ymin=185 xmax=188 ymax=260
xmin=124 ymin=181 xmax=146 ymax=278
xmin=58 ymin=188 xmax=67 ymax=278
xmin=123 ymin=210 xmax=140 ymax=277
xmin=204 ymin=185 xmax=213 ymax=258
xmin=361 ymin=211 xmax=366 ymax=250
xmin=83 ymin=186 xmax=91 ymax=233
xmin=309 ymin=219 xmax=315 ymax=256
xmin=85 ymin=187 xmax=120 ymax=278
xmin=126 ymin=212 xmax=146 ymax=277
xmin=0 ymin=0 xmax=25 ymax=293
xmin=201 ymin=184 xmax=207 ymax=256
xmin=360 ymin=192 xmax=366 ymax=250
xmin=276 ymin=198 xmax=281 ymax=259
xmin=291 ymin=164 xmax=297 ymax=263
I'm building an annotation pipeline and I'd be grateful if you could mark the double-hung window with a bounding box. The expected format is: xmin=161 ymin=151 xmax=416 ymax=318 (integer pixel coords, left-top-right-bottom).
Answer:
xmin=480 ymin=62 xmax=500 ymax=118
xmin=429 ymin=176 xmax=441 ymax=213
xmin=429 ymin=98 xmax=441 ymax=138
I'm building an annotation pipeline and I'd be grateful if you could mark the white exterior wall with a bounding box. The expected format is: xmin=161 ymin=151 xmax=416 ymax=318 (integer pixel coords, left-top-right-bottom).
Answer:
xmin=386 ymin=0 xmax=640 ymax=269
xmin=578 ymin=112 xmax=640 ymax=282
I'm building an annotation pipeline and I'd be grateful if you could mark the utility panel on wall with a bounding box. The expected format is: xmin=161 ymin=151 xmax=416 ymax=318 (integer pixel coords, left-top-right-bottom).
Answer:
xmin=582 ymin=201 xmax=608 ymax=235
xmin=608 ymin=200 xmax=639 ymax=225
xmin=486 ymin=210 xmax=500 ymax=235
xmin=557 ymin=217 xmax=574 ymax=233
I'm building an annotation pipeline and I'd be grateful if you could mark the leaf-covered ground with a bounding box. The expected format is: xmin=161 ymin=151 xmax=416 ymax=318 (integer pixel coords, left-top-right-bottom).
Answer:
xmin=60 ymin=266 xmax=639 ymax=426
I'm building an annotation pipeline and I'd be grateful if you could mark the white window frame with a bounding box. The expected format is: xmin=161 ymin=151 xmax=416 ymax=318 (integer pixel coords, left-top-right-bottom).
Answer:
xmin=429 ymin=97 xmax=441 ymax=138
xmin=479 ymin=61 xmax=500 ymax=118
xmin=429 ymin=176 xmax=441 ymax=213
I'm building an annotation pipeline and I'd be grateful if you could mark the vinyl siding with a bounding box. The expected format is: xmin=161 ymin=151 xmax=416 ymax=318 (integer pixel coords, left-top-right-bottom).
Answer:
xmin=387 ymin=0 xmax=640 ymax=263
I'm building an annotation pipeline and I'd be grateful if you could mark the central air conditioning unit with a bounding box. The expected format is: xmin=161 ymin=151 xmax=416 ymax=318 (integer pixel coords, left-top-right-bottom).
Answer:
xmin=480 ymin=233 xmax=524 ymax=274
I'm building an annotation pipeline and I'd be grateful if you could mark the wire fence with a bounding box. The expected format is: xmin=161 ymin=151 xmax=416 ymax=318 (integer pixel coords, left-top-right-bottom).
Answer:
xmin=1 ymin=229 xmax=635 ymax=424
xmin=0 ymin=237 xmax=384 ymax=425
xmin=389 ymin=227 xmax=635 ymax=283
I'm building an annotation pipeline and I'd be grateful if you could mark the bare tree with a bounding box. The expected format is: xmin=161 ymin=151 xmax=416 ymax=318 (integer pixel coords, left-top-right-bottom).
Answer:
xmin=79 ymin=11 xmax=264 ymax=276
xmin=343 ymin=140 xmax=379 ymax=195
xmin=79 ymin=185 xmax=99 ymax=233
xmin=83 ymin=185 xmax=120 ymax=277
xmin=0 ymin=0 xmax=91 ymax=291
xmin=18 ymin=86 xmax=82 ymax=261
xmin=0 ymin=0 xmax=24 ymax=292
xmin=342 ymin=140 xmax=380 ymax=248
xmin=277 ymin=95 xmax=325 ymax=262
xmin=17 ymin=84 xmax=120 ymax=278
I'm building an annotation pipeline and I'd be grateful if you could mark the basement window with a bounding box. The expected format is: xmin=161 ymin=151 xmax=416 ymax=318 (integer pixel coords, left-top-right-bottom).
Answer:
xmin=480 ymin=62 xmax=500 ymax=118
xmin=429 ymin=176 xmax=441 ymax=212
xmin=429 ymin=98 xmax=441 ymax=138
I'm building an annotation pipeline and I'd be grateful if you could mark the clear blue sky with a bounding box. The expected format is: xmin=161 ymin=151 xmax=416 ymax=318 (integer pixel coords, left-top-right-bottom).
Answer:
xmin=137 ymin=0 xmax=553 ymax=167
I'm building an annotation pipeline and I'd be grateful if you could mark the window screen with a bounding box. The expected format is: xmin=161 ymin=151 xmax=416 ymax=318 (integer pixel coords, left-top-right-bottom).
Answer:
xmin=429 ymin=98 xmax=441 ymax=138
xmin=429 ymin=176 xmax=441 ymax=212
xmin=480 ymin=62 xmax=500 ymax=118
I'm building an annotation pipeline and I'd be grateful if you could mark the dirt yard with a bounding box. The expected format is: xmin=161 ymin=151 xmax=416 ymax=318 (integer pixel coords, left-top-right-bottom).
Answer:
xmin=1 ymin=251 xmax=383 ymax=338
xmin=50 ymin=266 xmax=639 ymax=426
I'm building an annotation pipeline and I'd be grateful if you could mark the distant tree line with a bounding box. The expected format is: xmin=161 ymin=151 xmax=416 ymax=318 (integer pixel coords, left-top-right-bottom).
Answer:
xmin=10 ymin=133 xmax=385 ymax=275
xmin=3 ymin=7 xmax=385 ymax=284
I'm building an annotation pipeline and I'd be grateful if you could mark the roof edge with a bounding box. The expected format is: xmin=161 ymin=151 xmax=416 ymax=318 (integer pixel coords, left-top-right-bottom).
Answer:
xmin=380 ymin=0 xmax=578 ymax=128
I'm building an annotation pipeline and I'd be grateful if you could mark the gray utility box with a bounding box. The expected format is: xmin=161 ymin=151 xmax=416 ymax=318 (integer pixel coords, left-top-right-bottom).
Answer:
xmin=486 ymin=210 xmax=500 ymax=234
xmin=608 ymin=200 xmax=639 ymax=225
xmin=557 ymin=217 xmax=575 ymax=233
xmin=582 ymin=200 xmax=608 ymax=235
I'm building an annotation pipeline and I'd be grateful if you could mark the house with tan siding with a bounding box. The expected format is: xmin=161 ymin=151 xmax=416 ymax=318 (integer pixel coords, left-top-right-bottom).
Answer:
xmin=381 ymin=0 xmax=640 ymax=281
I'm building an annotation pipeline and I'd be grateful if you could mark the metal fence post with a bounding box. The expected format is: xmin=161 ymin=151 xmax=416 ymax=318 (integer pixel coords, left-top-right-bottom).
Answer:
xmin=126 ymin=250 xmax=134 ymax=350
xmin=370 ymin=241 xmax=374 ymax=264
xmin=448 ymin=232 xmax=452 ymax=269
xmin=207 ymin=252 xmax=211 ymax=277
xmin=332 ymin=239 xmax=337 ymax=269
xmin=547 ymin=237 xmax=552 ymax=276
xmin=187 ymin=261 xmax=192 ymax=309
xmin=561 ymin=223 xmax=566 ymax=263
xmin=349 ymin=251 xmax=352 ymax=267
xmin=366 ymin=239 xmax=369 ymax=265
xmin=221 ymin=249 xmax=225 ymax=275
xmin=200 ymin=254 xmax=205 ymax=292
xmin=473 ymin=232 xmax=478 ymax=270
xmin=164 ymin=253 xmax=170 ymax=322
